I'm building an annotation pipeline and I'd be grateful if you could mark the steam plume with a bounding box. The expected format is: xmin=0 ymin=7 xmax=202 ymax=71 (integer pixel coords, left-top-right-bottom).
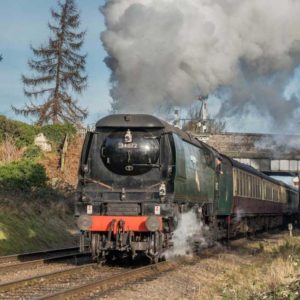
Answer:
xmin=164 ymin=211 xmax=212 ymax=258
xmin=101 ymin=0 xmax=300 ymax=129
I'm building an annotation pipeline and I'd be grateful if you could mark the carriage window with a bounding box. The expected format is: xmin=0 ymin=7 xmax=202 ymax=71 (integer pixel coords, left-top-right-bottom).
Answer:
xmin=258 ymin=180 xmax=260 ymax=199
xmin=242 ymin=173 xmax=244 ymax=196
xmin=248 ymin=175 xmax=251 ymax=197
xmin=239 ymin=171 xmax=242 ymax=196
xmin=256 ymin=178 xmax=258 ymax=198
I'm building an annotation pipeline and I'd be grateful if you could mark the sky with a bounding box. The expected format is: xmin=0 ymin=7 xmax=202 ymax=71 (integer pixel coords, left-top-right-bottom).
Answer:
xmin=0 ymin=0 xmax=111 ymax=126
xmin=1 ymin=0 xmax=300 ymax=134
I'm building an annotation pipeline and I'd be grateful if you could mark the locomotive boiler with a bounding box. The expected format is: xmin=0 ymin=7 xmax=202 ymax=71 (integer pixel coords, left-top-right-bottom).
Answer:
xmin=75 ymin=114 xmax=299 ymax=262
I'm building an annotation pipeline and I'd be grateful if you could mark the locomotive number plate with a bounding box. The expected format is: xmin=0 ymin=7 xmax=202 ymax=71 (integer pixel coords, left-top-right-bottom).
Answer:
xmin=118 ymin=142 xmax=138 ymax=149
xmin=87 ymin=205 xmax=93 ymax=214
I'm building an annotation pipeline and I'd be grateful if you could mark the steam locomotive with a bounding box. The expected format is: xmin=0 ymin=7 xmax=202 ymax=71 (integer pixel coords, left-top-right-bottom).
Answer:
xmin=75 ymin=114 xmax=299 ymax=262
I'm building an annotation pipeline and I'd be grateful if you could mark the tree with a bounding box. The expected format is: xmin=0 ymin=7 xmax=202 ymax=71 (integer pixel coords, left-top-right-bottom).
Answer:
xmin=13 ymin=0 xmax=87 ymax=125
xmin=0 ymin=54 xmax=2 ymax=62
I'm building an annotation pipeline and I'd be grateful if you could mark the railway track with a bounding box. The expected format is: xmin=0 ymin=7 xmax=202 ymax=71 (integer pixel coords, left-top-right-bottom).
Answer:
xmin=0 ymin=247 xmax=91 ymax=276
xmin=0 ymin=260 xmax=177 ymax=300
xmin=0 ymin=247 xmax=81 ymax=266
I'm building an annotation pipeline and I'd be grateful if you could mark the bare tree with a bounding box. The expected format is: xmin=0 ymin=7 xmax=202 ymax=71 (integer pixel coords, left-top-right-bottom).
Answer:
xmin=184 ymin=100 xmax=226 ymax=134
xmin=13 ymin=0 xmax=87 ymax=125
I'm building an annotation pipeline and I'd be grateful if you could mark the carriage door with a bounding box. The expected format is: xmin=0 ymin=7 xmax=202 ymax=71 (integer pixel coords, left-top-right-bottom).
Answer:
xmin=216 ymin=158 xmax=232 ymax=215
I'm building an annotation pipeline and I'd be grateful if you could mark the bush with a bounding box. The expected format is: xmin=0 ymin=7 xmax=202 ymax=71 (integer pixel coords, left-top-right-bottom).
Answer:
xmin=40 ymin=123 xmax=77 ymax=148
xmin=0 ymin=159 xmax=48 ymax=191
xmin=0 ymin=115 xmax=37 ymax=147
xmin=22 ymin=145 xmax=42 ymax=160
xmin=0 ymin=115 xmax=77 ymax=150
xmin=0 ymin=136 xmax=24 ymax=163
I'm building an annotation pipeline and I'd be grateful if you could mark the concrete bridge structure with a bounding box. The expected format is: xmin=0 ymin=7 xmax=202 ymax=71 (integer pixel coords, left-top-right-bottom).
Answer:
xmin=194 ymin=132 xmax=300 ymax=176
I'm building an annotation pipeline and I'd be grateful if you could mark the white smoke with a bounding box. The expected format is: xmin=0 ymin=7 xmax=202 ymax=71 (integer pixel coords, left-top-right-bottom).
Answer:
xmin=255 ymin=134 xmax=300 ymax=156
xmin=101 ymin=0 xmax=300 ymax=130
xmin=164 ymin=211 xmax=211 ymax=259
xmin=232 ymin=208 xmax=244 ymax=223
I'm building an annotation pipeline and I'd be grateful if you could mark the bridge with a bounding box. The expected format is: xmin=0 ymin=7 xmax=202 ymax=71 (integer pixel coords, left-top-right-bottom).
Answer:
xmin=194 ymin=132 xmax=300 ymax=176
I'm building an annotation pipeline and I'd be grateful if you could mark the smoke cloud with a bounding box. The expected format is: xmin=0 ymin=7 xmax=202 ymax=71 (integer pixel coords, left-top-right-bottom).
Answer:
xmin=255 ymin=134 xmax=300 ymax=156
xmin=101 ymin=0 xmax=300 ymax=130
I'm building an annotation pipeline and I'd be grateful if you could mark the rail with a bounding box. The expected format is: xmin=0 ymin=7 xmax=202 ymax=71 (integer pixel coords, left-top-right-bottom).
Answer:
xmin=0 ymin=252 xmax=90 ymax=274
xmin=39 ymin=260 xmax=177 ymax=300
xmin=0 ymin=260 xmax=177 ymax=300
xmin=0 ymin=246 xmax=80 ymax=265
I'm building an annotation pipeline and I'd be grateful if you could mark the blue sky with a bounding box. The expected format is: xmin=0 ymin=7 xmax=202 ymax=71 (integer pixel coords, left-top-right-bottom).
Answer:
xmin=0 ymin=0 xmax=111 ymax=126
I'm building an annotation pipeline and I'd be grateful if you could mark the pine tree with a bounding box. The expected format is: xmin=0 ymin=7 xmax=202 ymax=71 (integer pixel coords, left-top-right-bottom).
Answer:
xmin=13 ymin=0 xmax=87 ymax=125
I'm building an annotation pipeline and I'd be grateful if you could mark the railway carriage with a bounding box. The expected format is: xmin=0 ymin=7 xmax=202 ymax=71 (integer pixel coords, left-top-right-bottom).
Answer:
xmin=229 ymin=160 xmax=299 ymax=235
xmin=75 ymin=114 xmax=299 ymax=262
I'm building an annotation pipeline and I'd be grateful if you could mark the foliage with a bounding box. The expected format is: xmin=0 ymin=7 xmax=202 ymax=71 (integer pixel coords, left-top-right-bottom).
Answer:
xmin=0 ymin=160 xmax=48 ymax=191
xmin=12 ymin=0 xmax=87 ymax=125
xmin=0 ymin=115 xmax=37 ymax=147
xmin=0 ymin=135 xmax=24 ymax=164
xmin=22 ymin=145 xmax=42 ymax=160
xmin=257 ymin=280 xmax=300 ymax=300
xmin=40 ymin=123 xmax=76 ymax=147
xmin=0 ymin=115 xmax=77 ymax=150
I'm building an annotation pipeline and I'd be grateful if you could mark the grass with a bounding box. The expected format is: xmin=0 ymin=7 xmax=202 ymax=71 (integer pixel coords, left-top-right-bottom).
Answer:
xmin=0 ymin=135 xmax=24 ymax=164
xmin=218 ymin=235 xmax=300 ymax=299
xmin=0 ymin=191 xmax=77 ymax=255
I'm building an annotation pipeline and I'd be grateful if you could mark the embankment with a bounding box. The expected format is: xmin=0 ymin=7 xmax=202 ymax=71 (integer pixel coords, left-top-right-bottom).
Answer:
xmin=0 ymin=191 xmax=78 ymax=255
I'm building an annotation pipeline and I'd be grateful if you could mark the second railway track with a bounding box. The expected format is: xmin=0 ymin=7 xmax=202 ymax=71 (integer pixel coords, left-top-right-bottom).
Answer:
xmin=0 ymin=247 xmax=92 ymax=284
xmin=0 ymin=247 xmax=81 ymax=266
xmin=0 ymin=252 xmax=90 ymax=275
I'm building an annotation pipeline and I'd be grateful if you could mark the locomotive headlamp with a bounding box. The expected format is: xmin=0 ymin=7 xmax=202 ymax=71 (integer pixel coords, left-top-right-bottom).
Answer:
xmin=77 ymin=215 xmax=92 ymax=231
xmin=159 ymin=182 xmax=166 ymax=196
xmin=145 ymin=216 xmax=161 ymax=232
xmin=124 ymin=129 xmax=132 ymax=143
